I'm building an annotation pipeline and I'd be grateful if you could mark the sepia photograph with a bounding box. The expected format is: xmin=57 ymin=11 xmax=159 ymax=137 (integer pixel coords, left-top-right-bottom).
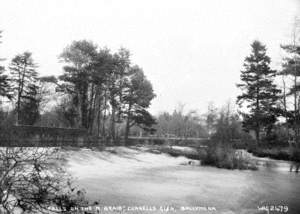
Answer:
xmin=0 ymin=0 xmax=300 ymax=213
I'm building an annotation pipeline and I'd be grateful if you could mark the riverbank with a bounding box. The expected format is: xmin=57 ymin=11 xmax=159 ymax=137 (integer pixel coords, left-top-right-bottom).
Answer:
xmin=248 ymin=146 xmax=300 ymax=163
xmin=132 ymin=144 xmax=258 ymax=170
xmin=145 ymin=144 xmax=299 ymax=170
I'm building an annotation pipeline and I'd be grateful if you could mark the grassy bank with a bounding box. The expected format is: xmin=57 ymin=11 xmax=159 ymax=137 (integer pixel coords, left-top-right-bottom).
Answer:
xmin=146 ymin=144 xmax=258 ymax=170
xmin=248 ymin=146 xmax=300 ymax=162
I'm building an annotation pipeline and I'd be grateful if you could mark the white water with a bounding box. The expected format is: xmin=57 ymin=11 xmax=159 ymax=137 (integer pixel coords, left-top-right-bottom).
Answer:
xmin=64 ymin=146 xmax=300 ymax=214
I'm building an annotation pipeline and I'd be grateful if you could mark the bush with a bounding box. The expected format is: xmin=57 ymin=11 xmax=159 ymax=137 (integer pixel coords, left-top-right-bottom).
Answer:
xmin=0 ymin=147 xmax=87 ymax=213
xmin=201 ymin=145 xmax=257 ymax=170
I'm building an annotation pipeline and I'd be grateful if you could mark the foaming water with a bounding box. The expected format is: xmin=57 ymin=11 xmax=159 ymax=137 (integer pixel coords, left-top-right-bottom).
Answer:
xmin=65 ymin=147 xmax=300 ymax=214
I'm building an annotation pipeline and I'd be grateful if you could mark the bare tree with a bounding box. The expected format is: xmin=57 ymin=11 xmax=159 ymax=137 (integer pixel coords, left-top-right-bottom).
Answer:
xmin=0 ymin=147 xmax=86 ymax=213
xmin=280 ymin=17 xmax=300 ymax=145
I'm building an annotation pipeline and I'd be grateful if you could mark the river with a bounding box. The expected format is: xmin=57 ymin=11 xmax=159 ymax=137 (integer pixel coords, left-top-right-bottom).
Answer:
xmin=65 ymin=146 xmax=300 ymax=214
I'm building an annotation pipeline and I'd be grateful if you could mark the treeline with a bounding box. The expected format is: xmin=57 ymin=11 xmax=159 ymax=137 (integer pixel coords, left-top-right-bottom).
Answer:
xmin=1 ymin=21 xmax=300 ymax=149
xmin=155 ymin=107 xmax=207 ymax=138
xmin=152 ymin=103 xmax=251 ymax=145
xmin=0 ymin=33 xmax=155 ymax=141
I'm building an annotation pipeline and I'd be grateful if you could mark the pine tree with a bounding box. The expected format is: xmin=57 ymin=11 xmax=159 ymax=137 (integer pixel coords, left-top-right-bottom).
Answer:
xmin=0 ymin=31 xmax=11 ymax=100
xmin=237 ymin=41 xmax=280 ymax=143
xmin=122 ymin=65 xmax=156 ymax=140
xmin=19 ymin=83 xmax=41 ymax=125
xmin=59 ymin=40 xmax=98 ymax=129
xmin=0 ymin=65 xmax=11 ymax=100
xmin=9 ymin=52 xmax=38 ymax=124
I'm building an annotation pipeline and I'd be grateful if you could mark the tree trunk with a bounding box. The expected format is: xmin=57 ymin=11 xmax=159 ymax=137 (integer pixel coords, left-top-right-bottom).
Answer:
xmin=124 ymin=103 xmax=132 ymax=142
xmin=97 ymin=96 xmax=102 ymax=137
xmin=102 ymin=91 xmax=107 ymax=139
xmin=294 ymin=73 xmax=299 ymax=146
xmin=87 ymin=84 xmax=95 ymax=134
xmin=282 ymin=76 xmax=290 ymax=140
xmin=111 ymin=105 xmax=116 ymax=141
xmin=256 ymin=125 xmax=260 ymax=144
xmin=81 ymin=84 xmax=88 ymax=129
xmin=16 ymin=66 xmax=26 ymax=125
xmin=256 ymin=85 xmax=260 ymax=144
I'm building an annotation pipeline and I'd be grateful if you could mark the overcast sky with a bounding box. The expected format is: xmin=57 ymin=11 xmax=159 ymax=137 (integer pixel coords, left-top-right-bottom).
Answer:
xmin=0 ymin=0 xmax=299 ymax=114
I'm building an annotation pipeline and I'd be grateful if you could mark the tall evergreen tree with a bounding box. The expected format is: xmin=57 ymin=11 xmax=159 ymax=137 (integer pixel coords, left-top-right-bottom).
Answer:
xmin=0 ymin=68 xmax=10 ymax=100
xmin=0 ymin=31 xmax=11 ymax=101
xmin=123 ymin=65 xmax=156 ymax=140
xmin=9 ymin=52 xmax=38 ymax=124
xmin=59 ymin=40 xmax=98 ymax=129
xmin=237 ymin=41 xmax=280 ymax=143
xmin=52 ymin=41 xmax=156 ymax=141
xmin=89 ymin=49 xmax=114 ymax=137
xmin=18 ymin=83 xmax=41 ymax=125
xmin=108 ymin=48 xmax=131 ymax=140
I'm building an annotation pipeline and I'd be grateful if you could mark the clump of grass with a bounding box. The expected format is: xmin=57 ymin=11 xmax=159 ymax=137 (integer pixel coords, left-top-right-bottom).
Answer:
xmin=201 ymin=145 xmax=258 ymax=170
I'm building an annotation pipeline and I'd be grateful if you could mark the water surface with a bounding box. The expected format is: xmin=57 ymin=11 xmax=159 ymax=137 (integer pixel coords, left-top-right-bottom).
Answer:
xmin=66 ymin=147 xmax=300 ymax=214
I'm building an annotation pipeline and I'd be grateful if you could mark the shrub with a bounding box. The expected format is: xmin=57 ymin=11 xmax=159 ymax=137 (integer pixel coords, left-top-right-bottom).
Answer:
xmin=201 ymin=144 xmax=257 ymax=170
xmin=0 ymin=147 xmax=87 ymax=213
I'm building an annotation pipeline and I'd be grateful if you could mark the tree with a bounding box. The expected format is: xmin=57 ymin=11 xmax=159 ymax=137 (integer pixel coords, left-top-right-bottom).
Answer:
xmin=88 ymin=48 xmax=114 ymax=136
xmin=107 ymin=48 xmax=131 ymax=140
xmin=205 ymin=102 xmax=218 ymax=137
xmin=46 ymin=41 xmax=156 ymax=142
xmin=237 ymin=41 xmax=280 ymax=143
xmin=280 ymin=18 xmax=300 ymax=145
xmin=9 ymin=52 xmax=38 ymax=125
xmin=123 ymin=66 xmax=156 ymax=140
xmin=0 ymin=69 xmax=11 ymax=100
xmin=155 ymin=106 xmax=207 ymax=138
xmin=0 ymin=31 xmax=11 ymax=101
xmin=59 ymin=40 xmax=98 ymax=129
xmin=18 ymin=83 xmax=41 ymax=125
xmin=55 ymin=96 xmax=78 ymax=128
xmin=155 ymin=112 xmax=172 ymax=136
xmin=59 ymin=42 xmax=132 ymax=138
xmin=212 ymin=102 xmax=243 ymax=144
xmin=0 ymin=146 xmax=87 ymax=213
